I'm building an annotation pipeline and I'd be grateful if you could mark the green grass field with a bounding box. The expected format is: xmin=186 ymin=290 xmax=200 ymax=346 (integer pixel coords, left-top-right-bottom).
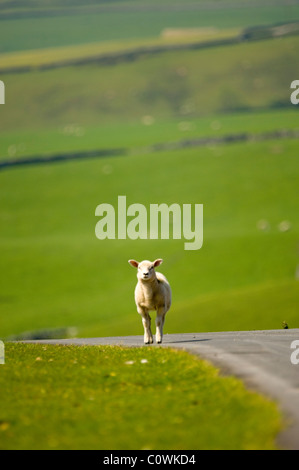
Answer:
xmin=0 ymin=108 xmax=298 ymax=161
xmin=0 ymin=343 xmax=283 ymax=449
xmin=1 ymin=35 xmax=299 ymax=135
xmin=0 ymin=33 xmax=298 ymax=171
xmin=1 ymin=1 xmax=298 ymax=53
xmin=0 ymin=138 xmax=298 ymax=339
xmin=0 ymin=0 xmax=298 ymax=450
xmin=0 ymin=0 xmax=298 ymax=343
xmin=0 ymin=32 xmax=298 ymax=339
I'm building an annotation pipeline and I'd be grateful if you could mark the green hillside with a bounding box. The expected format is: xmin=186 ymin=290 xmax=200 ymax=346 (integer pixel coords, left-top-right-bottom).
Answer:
xmin=0 ymin=1 xmax=298 ymax=340
xmin=1 ymin=0 xmax=298 ymax=53
xmin=0 ymin=34 xmax=298 ymax=148
xmin=1 ymin=138 xmax=298 ymax=339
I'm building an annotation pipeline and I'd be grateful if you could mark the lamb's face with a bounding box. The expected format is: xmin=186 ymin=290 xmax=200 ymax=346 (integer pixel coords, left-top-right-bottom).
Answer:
xmin=138 ymin=260 xmax=155 ymax=281
xmin=128 ymin=258 xmax=163 ymax=280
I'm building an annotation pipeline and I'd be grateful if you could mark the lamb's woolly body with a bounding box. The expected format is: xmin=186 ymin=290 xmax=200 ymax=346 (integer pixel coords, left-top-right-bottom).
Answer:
xmin=129 ymin=259 xmax=171 ymax=344
xmin=135 ymin=273 xmax=171 ymax=310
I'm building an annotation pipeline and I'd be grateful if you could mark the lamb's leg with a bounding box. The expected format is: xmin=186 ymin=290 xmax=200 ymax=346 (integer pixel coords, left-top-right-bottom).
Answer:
xmin=142 ymin=313 xmax=153 ymax=344
xmin=156 ymin=307 xmax=166 ymax=344
xmin=138 ymin=307 xmax=153 ymax=344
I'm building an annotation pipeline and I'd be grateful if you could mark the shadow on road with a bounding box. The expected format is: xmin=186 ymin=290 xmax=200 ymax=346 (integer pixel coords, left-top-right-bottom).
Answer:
xmin=165 ymin=338 xmax=211 ymax=344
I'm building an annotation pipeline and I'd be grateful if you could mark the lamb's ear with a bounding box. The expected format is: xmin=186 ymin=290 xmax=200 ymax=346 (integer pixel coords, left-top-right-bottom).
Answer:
xmin=128 ymin=259 xmax=139 ymax=268
xmin=153 ymin=258 xmax=163 ymax=267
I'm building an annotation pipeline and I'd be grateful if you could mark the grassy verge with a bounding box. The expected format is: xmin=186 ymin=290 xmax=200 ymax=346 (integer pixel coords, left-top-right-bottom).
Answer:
xmin=0 ymin=343 xmax=283 ymax=450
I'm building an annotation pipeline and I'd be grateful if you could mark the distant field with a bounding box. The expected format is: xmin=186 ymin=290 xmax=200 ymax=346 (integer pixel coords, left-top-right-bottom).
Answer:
xmin=0 ymin=108 xmax=298 ymax=161
xmin=0 ymin=35 xmax=298 ymax=136
xmin=0 ymin=3 xmax=299 ymax=53
xmin=0 ymin=28 xmax=240 ymax=72
xmin=0 ymin=0 xmax=291 ymax=8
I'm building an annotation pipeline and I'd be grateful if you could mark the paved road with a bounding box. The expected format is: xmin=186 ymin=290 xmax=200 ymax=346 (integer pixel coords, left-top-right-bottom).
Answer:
xmin=22 ymin=329 xmax=299 ymax=450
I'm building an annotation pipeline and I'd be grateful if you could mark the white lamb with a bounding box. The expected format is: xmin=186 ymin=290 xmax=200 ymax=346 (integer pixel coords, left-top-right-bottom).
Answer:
xmin=128 ymin=258 xmax=171 ymax=344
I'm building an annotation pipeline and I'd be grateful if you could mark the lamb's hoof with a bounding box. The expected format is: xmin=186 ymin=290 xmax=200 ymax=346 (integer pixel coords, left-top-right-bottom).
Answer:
xmin=144 ymin=338 xmax=153 ymax=345
xmin=157 ymin=340 xmax=162 ymax=344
